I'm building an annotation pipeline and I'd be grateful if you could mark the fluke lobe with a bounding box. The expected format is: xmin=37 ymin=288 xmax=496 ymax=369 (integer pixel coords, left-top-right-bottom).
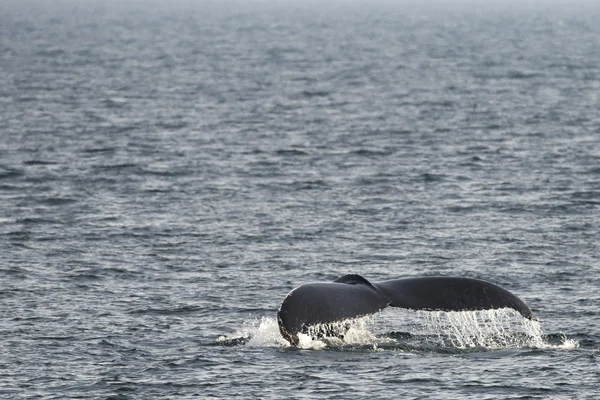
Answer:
xmin=277 ymin=274 xmax=535 ymax=346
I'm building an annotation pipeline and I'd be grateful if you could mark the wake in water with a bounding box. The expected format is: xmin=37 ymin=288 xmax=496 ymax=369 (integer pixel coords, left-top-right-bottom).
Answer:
xmin=217 ymin=308 xmax=578 ymax=351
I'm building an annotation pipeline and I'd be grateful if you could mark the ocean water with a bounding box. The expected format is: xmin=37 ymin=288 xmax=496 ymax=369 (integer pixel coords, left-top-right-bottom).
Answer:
xmin=1 ymin=0 xmax=599 ymax=398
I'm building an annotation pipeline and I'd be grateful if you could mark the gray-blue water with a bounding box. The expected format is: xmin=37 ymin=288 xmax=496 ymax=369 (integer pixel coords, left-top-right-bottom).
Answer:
xmin=1 ymin=0 xmax=599 ymax=398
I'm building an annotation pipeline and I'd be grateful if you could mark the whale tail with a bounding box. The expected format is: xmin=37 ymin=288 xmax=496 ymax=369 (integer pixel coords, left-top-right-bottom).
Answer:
xmin=277 ymin=274 xmax=534 ymax=346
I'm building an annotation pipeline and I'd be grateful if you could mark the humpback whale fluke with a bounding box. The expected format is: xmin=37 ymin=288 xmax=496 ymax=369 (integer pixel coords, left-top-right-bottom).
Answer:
xmin=277 ymin=274 xmax=535 ymax=346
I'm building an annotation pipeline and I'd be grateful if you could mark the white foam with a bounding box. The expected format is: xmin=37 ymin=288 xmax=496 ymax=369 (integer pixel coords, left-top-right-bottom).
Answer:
xmin=217 ymin=316 xmax=289 ymax=347
xmin=296 ymin=332 xmax=328 ymax=350
xmin=300 ymin=316 xmax=395 ymax=349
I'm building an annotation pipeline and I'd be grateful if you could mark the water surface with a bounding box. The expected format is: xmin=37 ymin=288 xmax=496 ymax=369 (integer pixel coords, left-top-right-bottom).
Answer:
xmin=1 ymin=0 xmax=599 ymax=398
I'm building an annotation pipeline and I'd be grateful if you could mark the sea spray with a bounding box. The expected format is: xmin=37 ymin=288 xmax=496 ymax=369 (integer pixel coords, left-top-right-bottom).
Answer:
xmin=219 ymin=309 xmax=577 ymax=350
xmin=418 ymin=308 xmax=545 ymax=349
xmin=217 ymin=316 xmax=289 ymax=347
xmin=300 ymin=316 xmax=395 ymax=349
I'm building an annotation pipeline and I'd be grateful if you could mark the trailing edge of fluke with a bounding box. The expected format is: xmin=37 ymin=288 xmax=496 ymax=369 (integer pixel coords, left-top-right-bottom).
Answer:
xmin=277 ymin=274 xmax=535 ymax=346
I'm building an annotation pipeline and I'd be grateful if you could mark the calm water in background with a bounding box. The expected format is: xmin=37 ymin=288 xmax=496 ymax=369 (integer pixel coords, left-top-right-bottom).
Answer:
xmin=1 ymin=0 xmax=599 ymax=398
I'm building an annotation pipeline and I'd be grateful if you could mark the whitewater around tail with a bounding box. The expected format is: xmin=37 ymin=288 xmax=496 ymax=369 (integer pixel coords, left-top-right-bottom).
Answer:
xmin=218 ymin=308 xmax=578 ymax=351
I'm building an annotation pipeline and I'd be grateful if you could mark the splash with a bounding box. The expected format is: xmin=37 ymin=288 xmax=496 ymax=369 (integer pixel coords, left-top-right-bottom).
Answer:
xmin=218 ymin=309 xmax=578 ymax=351
xmin=418 ymin=308 xmax=547 ymax=349
xmin=216 ymin=316 xmax=390 ymax=349
xmin=299 ymin=317 xmax=395 ymax=350
xmin=217 ymin=316 xmax=289 ymax=347
xmin=380 ymin=308 xmax=578 ymax=350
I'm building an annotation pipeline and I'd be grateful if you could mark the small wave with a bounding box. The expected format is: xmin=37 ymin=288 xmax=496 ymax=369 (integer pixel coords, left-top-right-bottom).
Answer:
xmin=421 ymin=172 xmax=446 ymax=183
xmin=507 ymin=70 xmax=542 ymax=79
xmin=155 ymin=121 xmax=188 ymax=130
xmin=35 ymin=48 xmax=65 ymax=57
xmin=94 ymin=163 xmax=138 ymax=172
xmin=40 ymin=197 xmax=78 ymax=206
xmin=23 ymin=160 xmax=57 ymax=166
xmin=218 ymin=309 xmax=578 ymax=352
xmin=129 ymin=305 xmax=202 ymax=316
xmin=17 ymin=217 xmax=60 ymax=224
xmin=0 ymin=168 xmax=25 ymax=179
xmin=275 ymin=148 xmax=311 ymax=156
xmin=82 ymin=147 xmax=116 ymax=154
xmin=351 ymin=148 xmax=392 ymax=157
xmin=102 ymin=97 xmax=128 ymax=108
xmin=299 ymin=90 xmax=330 ymax=98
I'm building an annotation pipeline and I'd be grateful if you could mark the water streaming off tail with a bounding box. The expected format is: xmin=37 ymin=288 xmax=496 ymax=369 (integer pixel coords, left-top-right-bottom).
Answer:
xmin=410 ymin=308 xmax=545 ymax=349
xmin=218 ymin=309 xmax=577 ymax=350
xmin=376 ymin=308 xmax=578 ymax=350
